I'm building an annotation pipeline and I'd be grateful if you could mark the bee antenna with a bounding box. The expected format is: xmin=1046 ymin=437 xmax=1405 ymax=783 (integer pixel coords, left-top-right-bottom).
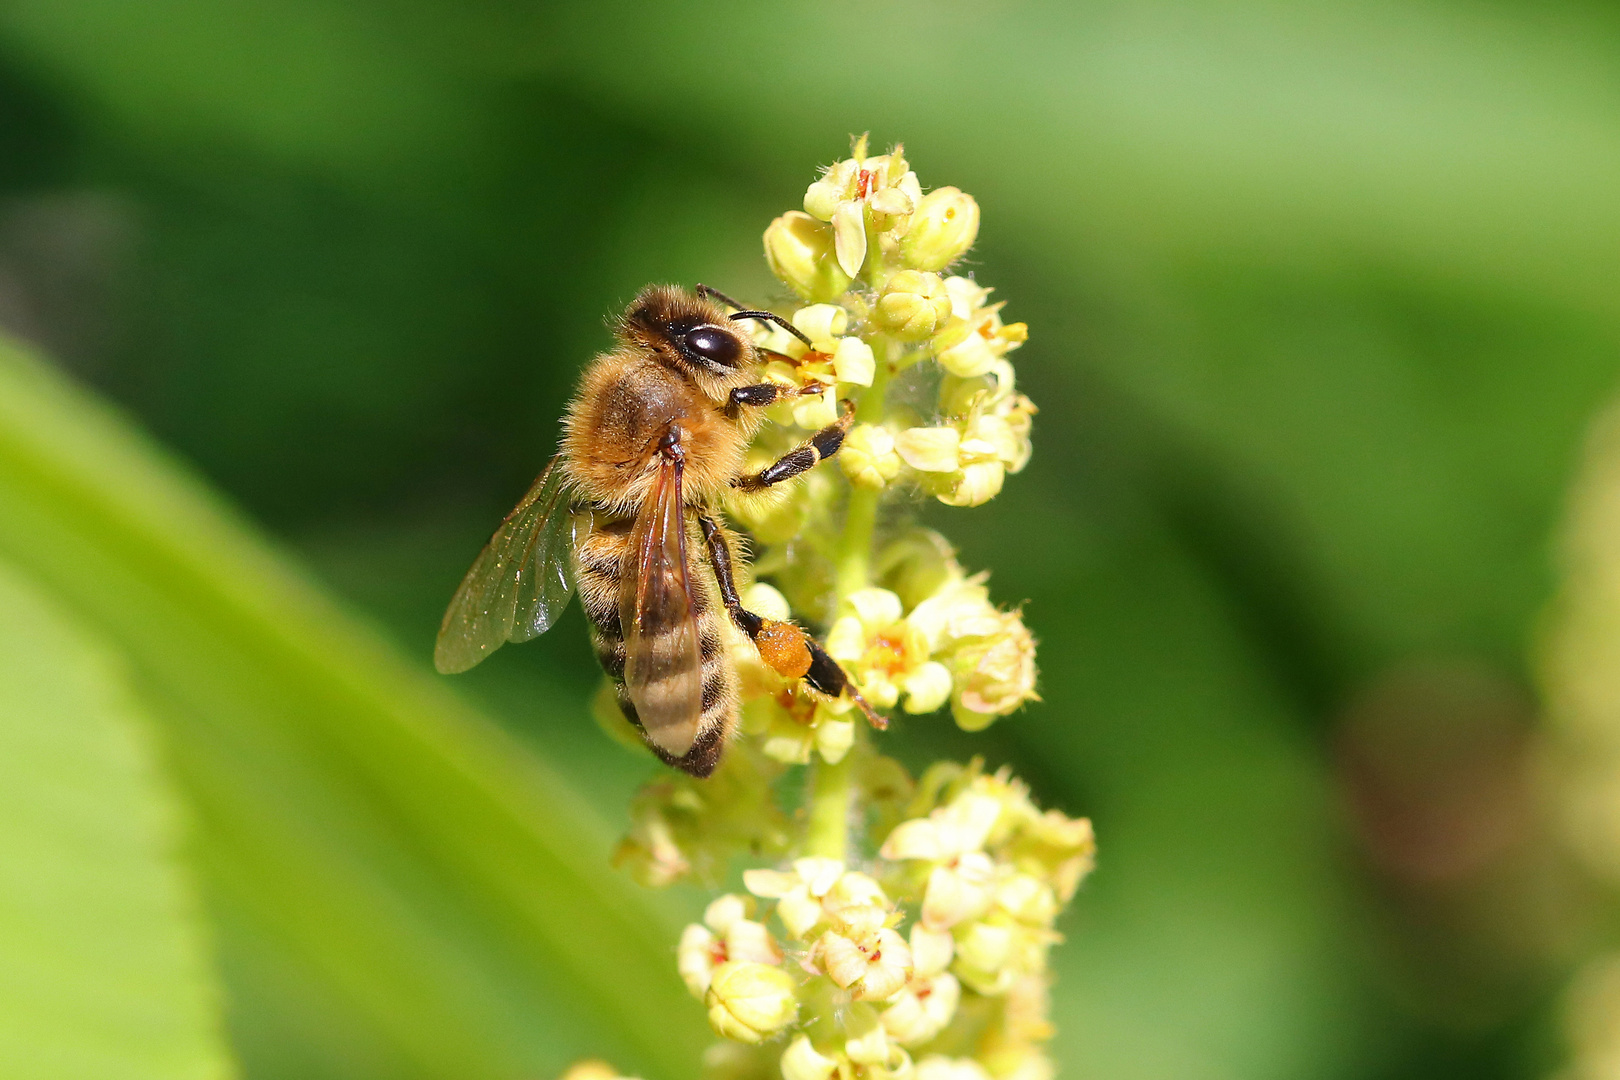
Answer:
xmin=730 ymin=310 xmax=815 ymax=351
xmin=695 ymin=283 xmax=817 ymax=351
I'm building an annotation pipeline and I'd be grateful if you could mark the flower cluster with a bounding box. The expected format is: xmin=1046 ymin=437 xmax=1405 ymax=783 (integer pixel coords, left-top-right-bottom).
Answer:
xmin=671 ymin=763 xmax=1093 ymax=1080
xmin=566 ymin=138 xmax=1091 ymax=1080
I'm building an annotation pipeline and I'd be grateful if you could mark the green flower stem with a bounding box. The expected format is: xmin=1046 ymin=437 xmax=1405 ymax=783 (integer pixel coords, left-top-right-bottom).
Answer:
xmin=803 ymin=750 xmax=854 ymax=861
xmin=810 ymin=335 xmax=895 ymax=861
xmin=832 ymin=338 xmax=893 ymax=601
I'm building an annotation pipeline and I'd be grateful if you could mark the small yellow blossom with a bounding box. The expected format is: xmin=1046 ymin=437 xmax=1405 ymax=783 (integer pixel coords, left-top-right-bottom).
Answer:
xmin=932 ymin=277 xmax=1027 ymax=379
xmin=678 ymin=894 xmax=784 ymax=998
xmin=705 ymin=961 xmax=799 ymax=1043
xmin=803 ymin=138 xmax=920 ymax=278
xmin=951 ymin=610 xmax=1039 ymax=730
xmin=813 ymin=923 xmax=913 ymax=1001
xmin=744 ymin=857 xmax=848 ymax=938
xmin=826 ymin=588 xmax=950 ymax=713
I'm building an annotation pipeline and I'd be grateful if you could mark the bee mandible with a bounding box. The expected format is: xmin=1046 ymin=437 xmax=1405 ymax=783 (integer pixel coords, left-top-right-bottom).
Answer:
xmin=434 ymin=284 xmax=882 ymax=776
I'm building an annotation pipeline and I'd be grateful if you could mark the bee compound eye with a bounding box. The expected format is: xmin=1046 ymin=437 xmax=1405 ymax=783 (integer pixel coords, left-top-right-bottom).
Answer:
xmin=683 ymin=326 xmax=742 ymax=368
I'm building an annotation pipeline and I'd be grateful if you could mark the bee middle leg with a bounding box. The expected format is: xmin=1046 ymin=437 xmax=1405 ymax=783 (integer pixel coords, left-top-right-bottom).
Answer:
xmin=697 ymin=513 xmax=885 ymax=729
xmin=732 ymin=399 xmax=855 ymax=493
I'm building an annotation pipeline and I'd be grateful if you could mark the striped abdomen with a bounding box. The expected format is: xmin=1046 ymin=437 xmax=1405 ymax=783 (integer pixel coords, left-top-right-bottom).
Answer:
xmin=574 ymin=512 xmax=738 ymax=777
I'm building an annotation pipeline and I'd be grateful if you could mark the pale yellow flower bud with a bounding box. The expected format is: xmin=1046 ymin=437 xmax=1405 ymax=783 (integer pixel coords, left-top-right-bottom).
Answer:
xmin=765 ymin=210 xmax=853 ymax=302
xmin=832 ymin=336 xmax=876 ymax=387
xmin=705 ymin=961 xmax=799 ymax=1043
xmin=901 ymin=661 xmax=953 ymax=714
xmin=741 ymin=581 xmax=791 ymax=623
xmin=901 ymin=187 xmax=980 ymax=271
xmin=792 ymin=304 xmax=849 ymax=349
xmin=914 ymin=1056 xmax=992 ymax=1080
xmin=781 ymin=1036 xmax=841 ymax=1080
xmin=880 ymin=972 xmax=961 ymax=1046
xmin=840 ymin=424 xmax=902 ymax=490
xmin=875 ymin=271 xmax=951 ymax=340
xmin=678 ymin=923 xmax=721 ymax=997
xmin=894 ymin=427 xmax=961 ymax=473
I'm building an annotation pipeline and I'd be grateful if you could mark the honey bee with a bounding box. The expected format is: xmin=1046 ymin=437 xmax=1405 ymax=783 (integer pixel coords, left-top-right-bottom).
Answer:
xmin=435 ymin=284 xmax=882 ymax=776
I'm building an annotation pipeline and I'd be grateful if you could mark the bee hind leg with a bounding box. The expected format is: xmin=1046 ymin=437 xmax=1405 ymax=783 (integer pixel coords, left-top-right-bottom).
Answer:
xmin=697 ymin=513 xmax=886 ymax=730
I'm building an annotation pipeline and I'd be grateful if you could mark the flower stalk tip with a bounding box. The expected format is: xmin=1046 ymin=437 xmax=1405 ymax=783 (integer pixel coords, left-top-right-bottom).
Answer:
xmin=595 ymin=138 xmax=1090 ymax=1080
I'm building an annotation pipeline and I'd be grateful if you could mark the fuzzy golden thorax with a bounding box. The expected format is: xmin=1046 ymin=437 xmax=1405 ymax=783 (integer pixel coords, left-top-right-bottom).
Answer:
xmin=561 ymin=285 xmax=770 ymax=514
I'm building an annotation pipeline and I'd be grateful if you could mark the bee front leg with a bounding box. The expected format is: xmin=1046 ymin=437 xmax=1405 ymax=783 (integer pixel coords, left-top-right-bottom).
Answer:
xmin=732 ymin=399 xmax=855 ymax=493
xmin=697 ymin=513 xmax=885 ymax=729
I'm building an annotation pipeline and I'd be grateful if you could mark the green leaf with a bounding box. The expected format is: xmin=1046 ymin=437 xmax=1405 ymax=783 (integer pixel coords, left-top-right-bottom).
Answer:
xmin=0 ymin=556 xmax=235 ymax=1080
xmin=0 ymin=334 xmax=706 ymax=1080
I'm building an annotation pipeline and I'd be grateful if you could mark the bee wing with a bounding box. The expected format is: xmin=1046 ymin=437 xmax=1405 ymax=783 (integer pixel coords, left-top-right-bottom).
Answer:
xmin=434 ymin=456 xmax=583 ymax=674
xmin=621 ymin=451 xmax=704 ymax=758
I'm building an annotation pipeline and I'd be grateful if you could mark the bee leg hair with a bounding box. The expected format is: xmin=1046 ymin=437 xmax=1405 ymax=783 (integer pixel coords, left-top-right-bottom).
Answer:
xmin=732 ymin=399 xmax=855 ymax=492
xmin=697 ymin=513 xmax=886 ymax=730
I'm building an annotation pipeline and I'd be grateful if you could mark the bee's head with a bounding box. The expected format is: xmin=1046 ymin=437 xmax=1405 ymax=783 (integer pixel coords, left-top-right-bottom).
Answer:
xmin=622 ymin=285 xmax=811 ymax=398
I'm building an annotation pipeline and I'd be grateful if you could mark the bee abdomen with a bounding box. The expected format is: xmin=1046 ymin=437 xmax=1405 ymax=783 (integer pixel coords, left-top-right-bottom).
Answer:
xmin=577 ymin=516 xmax=738 ymax=777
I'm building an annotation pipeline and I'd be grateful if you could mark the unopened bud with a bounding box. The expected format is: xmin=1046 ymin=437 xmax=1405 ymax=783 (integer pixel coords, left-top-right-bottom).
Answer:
xmin=705 ymin=961 xmax=799 ymax=1043
xmin=765 ymin=211 xmax=853 ymax=302
xmin=875 ymin=271 xmax=952 ymax=340
xmin=901 ymin=187 xmax=980 ymax=271
xmin=840 ymin=424 xmax=902 ymax=491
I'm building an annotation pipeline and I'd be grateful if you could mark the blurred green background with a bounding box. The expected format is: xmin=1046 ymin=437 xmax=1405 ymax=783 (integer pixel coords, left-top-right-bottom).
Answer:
xmin=2 ymin=1 xmax=1619 ymax=1078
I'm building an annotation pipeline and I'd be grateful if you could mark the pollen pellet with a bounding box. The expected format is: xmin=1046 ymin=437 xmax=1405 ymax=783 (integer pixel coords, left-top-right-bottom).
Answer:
xmin=757 ymin=619 xmax=814 ymax=678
